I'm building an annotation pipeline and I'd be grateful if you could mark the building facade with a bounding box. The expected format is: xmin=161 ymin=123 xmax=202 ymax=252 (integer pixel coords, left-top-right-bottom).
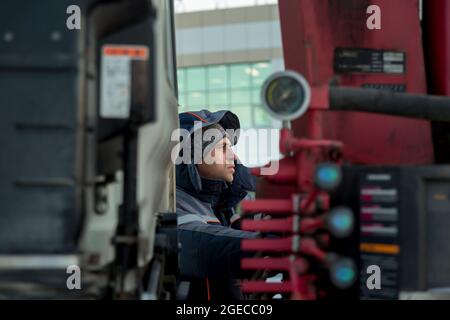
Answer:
xmin=175 ymin=2 xmax=284 ymax=166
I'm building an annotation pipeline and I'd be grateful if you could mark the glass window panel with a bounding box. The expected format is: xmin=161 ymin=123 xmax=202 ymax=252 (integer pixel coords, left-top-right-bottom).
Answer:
xmin=178 ymin=93 xmax=187 ymax=108
xmin=209 ymin=91 xmax=229 ymax=107
xmin=252 ymin=88 xmax=262 ymax=105
xmin=251 ymin=62 xmax=272 ymax=88
xmin=231 ymin=89 xmax=251 ymax=105
xmin=208 ymin=105 xmax=229 ymax=113
xmin=187 ymin=67 xmax=206 ymax=91
xmin=254 ymin=105 xmax=273 ymax=127
xmin=177 ymin=69 xmax=185 ymax=93
xmin=232 ymin=105 xmax=253 ymax=129
xmin=230 ymin=64 xmax=251 ymax=89
xmin=208 ymin=65 xmax=228 ymax=90
xmin=187 ymin=91 xmax=207 ymax=107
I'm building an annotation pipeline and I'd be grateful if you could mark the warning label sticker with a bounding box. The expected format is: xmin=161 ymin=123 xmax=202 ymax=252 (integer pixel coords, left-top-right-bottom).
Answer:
xmin=100 ymin=45 xmax=149 ymax=119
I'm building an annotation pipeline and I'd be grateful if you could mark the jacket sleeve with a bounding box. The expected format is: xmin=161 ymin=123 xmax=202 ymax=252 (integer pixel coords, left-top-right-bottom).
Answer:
xmin=178 ymin=221 xmax=259 ymax=279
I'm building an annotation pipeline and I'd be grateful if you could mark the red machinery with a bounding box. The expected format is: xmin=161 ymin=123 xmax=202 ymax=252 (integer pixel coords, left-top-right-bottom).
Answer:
xmin=239 ymin=0 xmax=450 ymax=300
xmin=279 ymin=0 xmax=435 ymax=165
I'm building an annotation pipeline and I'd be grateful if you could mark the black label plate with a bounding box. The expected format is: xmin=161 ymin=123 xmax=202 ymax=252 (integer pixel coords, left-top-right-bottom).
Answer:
xmin=335 ymin=48 xmax=406 ymax=74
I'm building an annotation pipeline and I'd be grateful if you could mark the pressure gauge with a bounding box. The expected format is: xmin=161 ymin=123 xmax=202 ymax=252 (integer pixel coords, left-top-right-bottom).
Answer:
xmin=261 ymin=70 xmax=311 ymax=121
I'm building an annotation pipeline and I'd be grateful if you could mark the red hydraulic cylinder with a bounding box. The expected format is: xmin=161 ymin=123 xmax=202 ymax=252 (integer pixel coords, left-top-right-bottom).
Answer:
xmin=241 ymin=281 xmax=293 ymax=293
xmin=241 ymin=257 xmax=309 ymax=273
xmin=242 ymin=237 xmax=327 ymax=262
xmin=241 ymin=216 xmax=324 ymax=233
xmin=241 ymin=198 xmax=295 ymax=214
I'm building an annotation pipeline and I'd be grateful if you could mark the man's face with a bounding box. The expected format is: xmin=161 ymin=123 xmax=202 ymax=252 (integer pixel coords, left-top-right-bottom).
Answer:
xmin=197 ymin=137 xmax=236 ymax=183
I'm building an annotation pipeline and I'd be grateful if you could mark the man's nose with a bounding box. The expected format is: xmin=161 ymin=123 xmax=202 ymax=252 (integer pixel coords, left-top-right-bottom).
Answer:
xmin=226 ymin=147 xmax=236 ymax=161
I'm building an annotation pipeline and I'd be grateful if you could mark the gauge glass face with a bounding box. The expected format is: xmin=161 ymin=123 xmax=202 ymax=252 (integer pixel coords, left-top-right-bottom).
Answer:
xmin=265 ymin=76 xmax=305 ymax=117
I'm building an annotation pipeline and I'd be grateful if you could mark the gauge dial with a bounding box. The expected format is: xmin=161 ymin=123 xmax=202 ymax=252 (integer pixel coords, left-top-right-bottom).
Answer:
xmin=261 ymin=71 xmax=311 ymax=121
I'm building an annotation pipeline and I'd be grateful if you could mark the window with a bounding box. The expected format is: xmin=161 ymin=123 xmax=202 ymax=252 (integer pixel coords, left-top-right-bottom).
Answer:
xmin=208 ymin=65 xmax=227 ymax=90
xmin=230 ymin=64 xmax=251 ymax=89
xmin=209 ymin=91 xmax=228 ymax=107
xmin=231 ymin=89 xmax=251 ymax=105
xmin=251 ymin=62 xmax=271 ymax=87
xmin=187 ymin=91 xmax=207 ymax=107
xmin=177 ymin=61 xmax=278 ymax=129
xmin=177 ymin=69 xmax=185 ymax=92
xmin=186 ymin=67 xmax=206 ymax=91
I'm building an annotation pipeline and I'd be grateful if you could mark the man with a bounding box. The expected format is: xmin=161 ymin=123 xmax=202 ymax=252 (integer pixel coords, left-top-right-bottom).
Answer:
xmin=176 ymin=109 xmax=259 ymax=301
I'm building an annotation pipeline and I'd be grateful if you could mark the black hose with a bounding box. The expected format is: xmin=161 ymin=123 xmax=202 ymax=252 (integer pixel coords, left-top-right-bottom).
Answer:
xmin=329 ymin=86 xmax=450 ymax=122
